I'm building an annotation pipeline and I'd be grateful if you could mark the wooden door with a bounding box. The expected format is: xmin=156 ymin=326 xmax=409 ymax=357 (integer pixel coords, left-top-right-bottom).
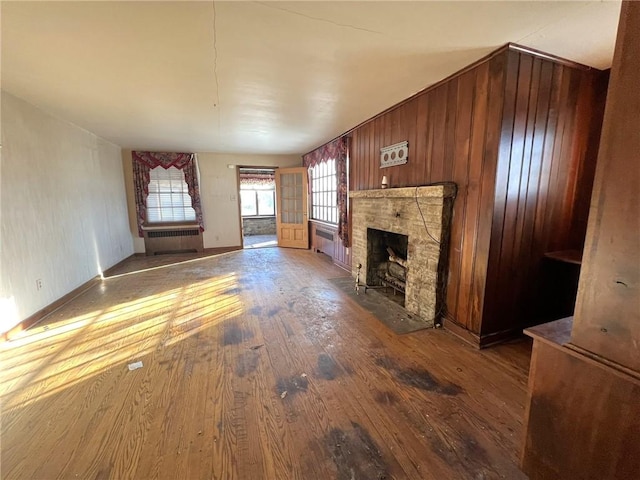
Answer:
xmin=275 ymin=167 xmax=309 ymax=249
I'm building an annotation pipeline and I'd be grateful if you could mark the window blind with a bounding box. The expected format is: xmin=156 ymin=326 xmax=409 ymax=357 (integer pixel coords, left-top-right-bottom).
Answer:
xmin=146 ymin=166 xmax=196 ymax=223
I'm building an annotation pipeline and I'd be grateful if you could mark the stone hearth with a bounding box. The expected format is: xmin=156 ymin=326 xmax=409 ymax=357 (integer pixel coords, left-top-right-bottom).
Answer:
xmin=349 ymin=185 xmax=455 ymax=325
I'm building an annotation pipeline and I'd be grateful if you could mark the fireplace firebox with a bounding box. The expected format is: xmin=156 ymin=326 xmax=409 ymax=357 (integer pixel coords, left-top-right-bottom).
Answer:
xmin=367 ymin=229 xmax=409 ymax=300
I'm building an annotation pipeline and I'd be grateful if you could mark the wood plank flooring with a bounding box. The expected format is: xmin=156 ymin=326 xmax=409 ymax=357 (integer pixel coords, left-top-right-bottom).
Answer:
xmin=0 ymin=248 xmax=531 ymax=479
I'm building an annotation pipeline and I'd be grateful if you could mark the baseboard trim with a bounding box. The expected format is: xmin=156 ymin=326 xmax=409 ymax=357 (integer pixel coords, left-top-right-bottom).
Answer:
xmin=478 ymin=328 xmax=523 ymax=348
xmin=443 ymin=317 xmax=482 ymax=348
xmin=333 ymin=259 xmax=351 ymax=272
xmin=102 ymin=253 xmax=138 ymax=277
xmin=1 ymin=275 xmax=102 ymax=342
xmin=203 ymin=246 xmax=242 ymax=255
xmin=443 ymin=316 xmax=523 ymax=349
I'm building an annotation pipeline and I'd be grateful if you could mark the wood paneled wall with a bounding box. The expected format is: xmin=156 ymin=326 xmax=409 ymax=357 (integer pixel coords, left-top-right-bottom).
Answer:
xmin=482 ymin=50 xmax=608 ymax=340
xmin=349 ymin=45 xmax=607 ymax=344
xmin=351 ymin=51 xmax=507 ymax=339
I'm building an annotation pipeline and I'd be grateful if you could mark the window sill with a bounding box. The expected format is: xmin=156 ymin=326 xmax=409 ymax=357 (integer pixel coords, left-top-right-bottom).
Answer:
xmin=241 ymin=215 xmax=276 ymax=219
xmin=310 ymin=219 xmax=338 ymax=228
xmin=142 ymin=223 xmax=199 ymax=231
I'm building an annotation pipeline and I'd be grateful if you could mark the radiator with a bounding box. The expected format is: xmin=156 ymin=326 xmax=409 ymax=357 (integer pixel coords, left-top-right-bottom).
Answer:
xmin=143 ymin=226 xmax=204 ymax=255
xmin=316 ymin=229 xmax=334 ymax=241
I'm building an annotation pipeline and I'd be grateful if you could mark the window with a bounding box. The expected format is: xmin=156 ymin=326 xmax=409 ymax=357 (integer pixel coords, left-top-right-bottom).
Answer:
xmin=310 ymin=158 xmax=337 ymax=224
xmin=146 ymin=166 xmax=196 ymax=223
xmin=239 ymin=169 xmax=276 ymax=217
xmin=240 ymin=187 xmax=275 ymax=216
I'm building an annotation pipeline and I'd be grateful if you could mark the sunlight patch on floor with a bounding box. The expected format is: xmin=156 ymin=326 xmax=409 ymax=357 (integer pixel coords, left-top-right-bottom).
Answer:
xmin=0 ymin=271 xmax=243 ymax=410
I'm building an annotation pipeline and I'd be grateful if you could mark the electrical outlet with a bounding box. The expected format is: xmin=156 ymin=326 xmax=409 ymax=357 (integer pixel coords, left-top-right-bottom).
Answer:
xmin=35 ymin=279 xmax=43 ymax=291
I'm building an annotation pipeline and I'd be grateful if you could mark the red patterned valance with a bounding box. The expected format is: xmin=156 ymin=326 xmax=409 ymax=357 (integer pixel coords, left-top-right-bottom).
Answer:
xmin=239 ymin=171 xmax=275 ymax=188
xmin=303 ymin=137 xmax=347 ymax=168
xmin=132 ymin=151 xmax=194 ymax=169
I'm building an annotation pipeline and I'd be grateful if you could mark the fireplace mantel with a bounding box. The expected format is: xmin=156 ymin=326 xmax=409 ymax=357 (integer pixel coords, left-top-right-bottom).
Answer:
xmin=349 ymin=184 xmax=455 ymax=326
xmin=349 ymin=184 xmax=456 ymax=200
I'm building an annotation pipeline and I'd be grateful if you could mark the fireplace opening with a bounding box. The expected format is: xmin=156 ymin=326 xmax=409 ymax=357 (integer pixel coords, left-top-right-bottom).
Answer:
xmin=367 ymin=228 xmax=409 ymax=306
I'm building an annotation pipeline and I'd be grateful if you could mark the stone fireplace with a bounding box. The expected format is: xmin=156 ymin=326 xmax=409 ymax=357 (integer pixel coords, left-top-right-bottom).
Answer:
xmin=349 ymin=185 xmax=455 ymax=326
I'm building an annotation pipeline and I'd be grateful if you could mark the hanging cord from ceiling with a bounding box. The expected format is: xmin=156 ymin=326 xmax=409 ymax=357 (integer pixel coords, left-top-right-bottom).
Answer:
xmin=212 ymin=1 xmax=220 ymax=108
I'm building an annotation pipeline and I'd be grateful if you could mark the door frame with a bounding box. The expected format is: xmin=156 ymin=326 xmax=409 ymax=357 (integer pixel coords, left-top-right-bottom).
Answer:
xmin=235 ymin=165 xmax=279 ymax=249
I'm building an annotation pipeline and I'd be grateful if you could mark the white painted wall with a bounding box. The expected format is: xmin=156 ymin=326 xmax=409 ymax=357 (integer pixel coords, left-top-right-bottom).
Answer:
xmin=122 ymin=151 xmax=301 ymax=252
xmin=0 ymin=92 xmax=134 ymax=331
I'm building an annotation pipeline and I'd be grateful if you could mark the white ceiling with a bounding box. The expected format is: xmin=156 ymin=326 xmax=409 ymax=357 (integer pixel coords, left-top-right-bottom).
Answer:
xmin=1 ymin=1 xmax=621 ymax=155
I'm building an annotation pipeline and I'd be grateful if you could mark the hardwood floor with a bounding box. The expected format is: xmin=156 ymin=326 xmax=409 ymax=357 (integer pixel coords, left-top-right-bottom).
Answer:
xmin=0 ymin=248 xmax=531 ymax=479
xmin=243 ymin=234 xmax=277 ymax=249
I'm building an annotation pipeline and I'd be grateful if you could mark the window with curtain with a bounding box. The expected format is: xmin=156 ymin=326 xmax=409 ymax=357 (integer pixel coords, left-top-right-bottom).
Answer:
xmin=146 ymin=166 xmax=196 ymax=223
xmin=310 ymin=158 xmax=337 ymax=224
xmin=303 ymin=137 xmax=349 ymax=246
xmin=131 ymin=151 xmax=204 ymax=236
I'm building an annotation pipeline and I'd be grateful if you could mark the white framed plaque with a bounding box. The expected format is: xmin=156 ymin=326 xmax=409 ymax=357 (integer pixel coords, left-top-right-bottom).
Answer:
xmin=380 ymin=141 xmax=408 ymax=168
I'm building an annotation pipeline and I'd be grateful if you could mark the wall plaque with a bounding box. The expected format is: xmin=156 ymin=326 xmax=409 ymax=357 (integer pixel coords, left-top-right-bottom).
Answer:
xmin=380 ymin=141 xmax=408 ymax=168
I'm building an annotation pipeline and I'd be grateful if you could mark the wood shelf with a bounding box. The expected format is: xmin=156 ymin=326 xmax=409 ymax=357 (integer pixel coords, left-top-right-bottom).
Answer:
xmin=524 ymin=317 xmax=573 ymax=347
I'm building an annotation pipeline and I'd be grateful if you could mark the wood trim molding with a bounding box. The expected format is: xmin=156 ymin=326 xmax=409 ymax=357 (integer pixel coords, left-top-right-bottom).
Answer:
xmin=203 ymin=246 xmax=243 ymax=255
xmin=102 ymin=254 xmax=137 ymax=277
xmin=304 ymin=43 xmax=599 ymax=156
xmin=333 ymin=258 xmax=351 ymax=272
xmin=309 ymin=219 xmax=338 ymax=230
xmin=564 ymin=343 xmax=640 ymax=383
xmin=304 ymin=45 xmax=510 ymax=156
xmin=236 ymin=165 xmax=244 ymax=249
xmin=444 ymin=315 xmax=524 ymax=349
xmin=506 ymin=42 xmax=594 ymax=71
xmin=1 ymin=276 xmax=102 ymax=343
xmin=443 ymin=317 xmax=482 ymax=348
xmin=478 ymin=328 xmax=524 ymax=348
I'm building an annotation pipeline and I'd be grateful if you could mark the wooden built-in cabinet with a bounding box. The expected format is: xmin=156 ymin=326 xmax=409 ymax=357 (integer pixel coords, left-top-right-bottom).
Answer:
xmin=522 ymin=3 xmax=640 ymax=477
xmin=309 ymin=221 xmax=351 ymax=272
xmin=523 ymin=318 xmax=640 ymax=479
